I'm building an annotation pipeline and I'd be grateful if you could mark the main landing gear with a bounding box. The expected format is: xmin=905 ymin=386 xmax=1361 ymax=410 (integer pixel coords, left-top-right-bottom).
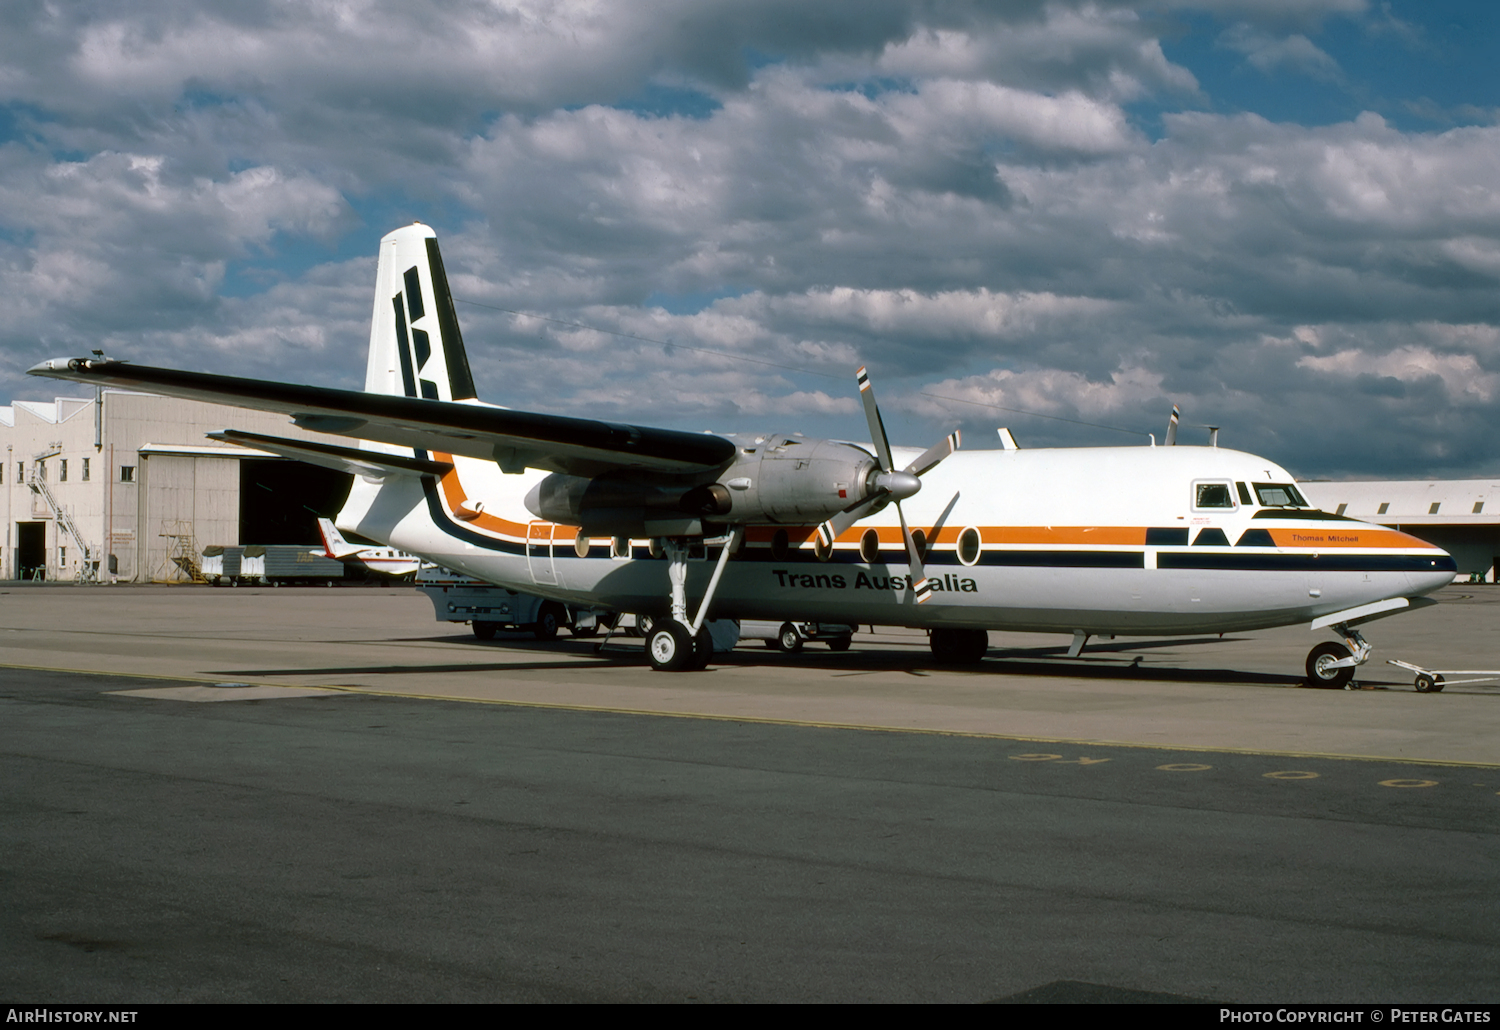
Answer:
xmin=645 ymin=529 xmax=742 ymax=673
xmin=1305 ymin=623 xmax=1372 ymax=689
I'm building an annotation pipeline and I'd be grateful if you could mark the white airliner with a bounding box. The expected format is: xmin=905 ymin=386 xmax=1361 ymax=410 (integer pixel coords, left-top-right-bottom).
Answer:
xmin=313 ymin=517 xmax=422 ymax=578
xmin=30 ymin=223 xmax=1455 ymax=681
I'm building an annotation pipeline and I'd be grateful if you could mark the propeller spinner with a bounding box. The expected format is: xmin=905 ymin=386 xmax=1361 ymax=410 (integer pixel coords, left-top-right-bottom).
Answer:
xmin=816 ymin=366 xmax=959 ymax=603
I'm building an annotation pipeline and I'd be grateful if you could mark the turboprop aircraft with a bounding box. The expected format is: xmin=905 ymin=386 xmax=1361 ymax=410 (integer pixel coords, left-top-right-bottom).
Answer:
xmin=30 ymin=223 xmax=1456 ymax=682
xmin=313 ymin=517 xmax=422 ymax=578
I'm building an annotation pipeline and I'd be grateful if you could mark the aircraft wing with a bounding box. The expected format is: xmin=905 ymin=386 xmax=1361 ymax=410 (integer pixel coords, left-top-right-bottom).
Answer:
xmin=29 ymin=358 xmax=737 ymax=477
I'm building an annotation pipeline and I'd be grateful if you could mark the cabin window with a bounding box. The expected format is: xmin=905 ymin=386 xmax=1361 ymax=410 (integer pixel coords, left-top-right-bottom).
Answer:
xmin=1252 ymin=483 xmax=1308 ymax=508
xmin=612 ymin=536 xmax=631 ymax=559
xmin=1194 ymin=482 xmax=1235 ymax=509
xmin=957 ymin=527 xmax=982 ymax=566
xmin=859 ymin=528 xmax=880 ymax=564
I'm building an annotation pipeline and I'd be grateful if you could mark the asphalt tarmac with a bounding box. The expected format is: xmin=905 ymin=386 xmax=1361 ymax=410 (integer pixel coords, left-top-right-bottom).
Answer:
xmin=2 ymin=583 xmax=1498 ymax=1002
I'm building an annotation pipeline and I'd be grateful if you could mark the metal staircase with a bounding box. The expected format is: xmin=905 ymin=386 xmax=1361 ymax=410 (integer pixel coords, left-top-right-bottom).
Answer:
xmin=27 ymin=466 xmax=99 ymax=582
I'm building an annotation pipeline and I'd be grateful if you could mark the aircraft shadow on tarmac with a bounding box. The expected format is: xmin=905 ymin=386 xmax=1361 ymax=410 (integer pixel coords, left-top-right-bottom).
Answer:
xmin=208 ymin=632 xmax=1373 ymax=688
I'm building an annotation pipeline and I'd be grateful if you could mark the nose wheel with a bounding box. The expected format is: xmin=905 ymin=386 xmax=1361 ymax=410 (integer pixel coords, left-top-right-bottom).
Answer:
xmin=1306 ymin=641 xmax=1355 ymax=689
xmin=1305 ymin=623 xmax=1372 ymax=689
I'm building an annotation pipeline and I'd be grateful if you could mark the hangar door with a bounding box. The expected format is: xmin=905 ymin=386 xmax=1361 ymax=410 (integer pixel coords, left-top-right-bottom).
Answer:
xmin=239 ymin=459 xmax=353 ymax=545
xmin=16 ymin=521 xmax=45 ymax=580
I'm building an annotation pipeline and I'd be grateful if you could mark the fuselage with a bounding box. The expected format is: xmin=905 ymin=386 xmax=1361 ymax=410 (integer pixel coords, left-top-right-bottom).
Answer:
xmin=337 ymin=441 xmax=1455 ymax=636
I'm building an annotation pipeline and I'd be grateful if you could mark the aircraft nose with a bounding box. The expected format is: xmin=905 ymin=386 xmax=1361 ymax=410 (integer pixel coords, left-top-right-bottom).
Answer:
xmin=1395 ymin=532 xmax=1457 ymax=595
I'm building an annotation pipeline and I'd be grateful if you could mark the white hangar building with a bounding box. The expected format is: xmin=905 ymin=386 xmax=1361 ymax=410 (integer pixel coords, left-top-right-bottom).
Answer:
xmin=1 ymin=390 xmax=352 ymax=582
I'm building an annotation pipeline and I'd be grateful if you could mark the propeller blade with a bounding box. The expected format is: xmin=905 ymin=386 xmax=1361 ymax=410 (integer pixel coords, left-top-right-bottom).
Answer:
xmin=817 ymin=489 xmax=888 ymax=548
xmin=904 ymin=430 xmax=961 ymax=477
xmin=1164 ymin=404 xmax=1179 ymax=446
xmin=856 ymin=366 xmax=895 ymax=472
xmin=895 ymin=501 xmax=933 ymax=604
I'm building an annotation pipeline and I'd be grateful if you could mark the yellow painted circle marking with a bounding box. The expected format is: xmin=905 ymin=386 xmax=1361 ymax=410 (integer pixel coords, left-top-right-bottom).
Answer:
xmin=1379 ymin=779 xmax=1437 ymax=789
xmin=1157 ymin=763 xmax=1212 ymax=772
xmin=1009 ymin=753 xmax=1062 ymax=762
xmin=1264 ymin=770 xmax=1320 ymax=780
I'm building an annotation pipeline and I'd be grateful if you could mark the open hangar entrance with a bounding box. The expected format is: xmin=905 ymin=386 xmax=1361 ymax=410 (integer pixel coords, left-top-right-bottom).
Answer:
xmin=238 ymin=459 xmax=352 ymax=546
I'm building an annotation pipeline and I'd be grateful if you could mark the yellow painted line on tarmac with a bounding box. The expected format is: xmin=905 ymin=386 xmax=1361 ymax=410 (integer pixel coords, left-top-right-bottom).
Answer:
xmin=9 ymin=660 xmax=1500 ymax=770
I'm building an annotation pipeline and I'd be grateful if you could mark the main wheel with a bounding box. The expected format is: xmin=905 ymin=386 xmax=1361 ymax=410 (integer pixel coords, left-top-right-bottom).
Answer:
xmin=647 ymin=621 xmax=696 ymax=672
xmin=930 ymin=628 xmax=989 ymax=664
xmin=776 ymin=622 xmax=804 ymax=653
xmin=1306 ymin=641 xmax=1354 ymax=688
xmin=472 ymin=621 xmax=498 ymax=640
xmin=689 ymin=627 xmax=713 ymax=670
xmin=533 ymin=602 xmax=563 ymax=641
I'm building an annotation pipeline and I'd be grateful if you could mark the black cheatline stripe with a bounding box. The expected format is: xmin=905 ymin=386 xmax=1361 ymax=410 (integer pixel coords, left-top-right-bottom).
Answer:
xmin=426 ymin=236 xmax=478 ymax=401
xmin=978 ymin=550 xmax=1144 ymax=568
xmin=413 ymin=328 xmax=431 ymax=370
xmin=732 ymin=545 xmax=1143 ymax=569
xmin=1158 ymin=552 xmax=1457 ymax=572
xmin=1250 ymin=508 xmax=1360 ymax=521
xmin=393 ymin=296 xmax=416 ymax=398
xmin=419 ymin=467 xmax=526 ymax=555
xmin=403 ymin=266 xmax=425 ymax=322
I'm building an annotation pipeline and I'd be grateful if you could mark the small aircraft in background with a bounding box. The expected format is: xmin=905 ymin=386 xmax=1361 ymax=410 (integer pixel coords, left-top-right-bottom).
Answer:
xmin=31 ymin=223 xmax=1456 ymax=682
xmin=312 ymin=517 xmax=422 ymax=578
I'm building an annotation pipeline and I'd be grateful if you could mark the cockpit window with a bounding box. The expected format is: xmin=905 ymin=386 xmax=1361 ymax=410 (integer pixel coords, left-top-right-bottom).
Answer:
xmin=1253 ymin=483 xmax=1309 ymax=508
xmin=1194 ymin=482 xmax=1235 ymax=508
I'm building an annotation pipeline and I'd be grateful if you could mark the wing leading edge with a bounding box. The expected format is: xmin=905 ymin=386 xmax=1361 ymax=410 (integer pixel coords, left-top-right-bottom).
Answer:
xmin=28 ymin=358 xmax=737 ymax=477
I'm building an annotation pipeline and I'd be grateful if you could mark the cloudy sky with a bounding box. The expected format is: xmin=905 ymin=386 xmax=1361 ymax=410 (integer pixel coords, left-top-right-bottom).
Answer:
xmin=4 ymin=0 xmax=1499 ymax=478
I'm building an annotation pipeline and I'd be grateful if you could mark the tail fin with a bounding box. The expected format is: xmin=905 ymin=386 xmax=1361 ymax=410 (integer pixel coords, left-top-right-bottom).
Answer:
xmin=317 ymin=518 xmax=360 ymax=559
xmin=365 ymin=223 xmax=478 ymax=402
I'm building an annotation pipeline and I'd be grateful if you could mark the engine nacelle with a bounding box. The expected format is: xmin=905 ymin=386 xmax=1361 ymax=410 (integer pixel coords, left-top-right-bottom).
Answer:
xmin=713 ymin=435 xmax=879 ymax=525
xmin=523 ymin=434 xmax=880 ymax=535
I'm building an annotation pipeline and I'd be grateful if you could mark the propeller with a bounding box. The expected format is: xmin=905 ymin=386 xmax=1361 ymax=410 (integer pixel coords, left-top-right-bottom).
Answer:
xmin=816 ymin=366 xmax=960 ymax=603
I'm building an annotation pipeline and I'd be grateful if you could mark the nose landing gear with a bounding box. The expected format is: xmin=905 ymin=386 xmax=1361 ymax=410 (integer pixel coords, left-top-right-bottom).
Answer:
xmin=1305 ymin=623 xmax=1372 ymax=689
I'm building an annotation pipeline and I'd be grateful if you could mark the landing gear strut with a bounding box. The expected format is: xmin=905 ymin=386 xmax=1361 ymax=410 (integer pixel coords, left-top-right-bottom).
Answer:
xmin=645 ymin=529 xmax=741 ymax=673
xmin=1305 ymin=623 xmax=1372 ymax=689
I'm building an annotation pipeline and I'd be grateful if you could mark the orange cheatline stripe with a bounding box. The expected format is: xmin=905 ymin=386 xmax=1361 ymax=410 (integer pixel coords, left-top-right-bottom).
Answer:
xmin=1268 ymin=528 xmax=1439 ymax=550
xmin=431 ymin=460 xmax=1439 ymax=553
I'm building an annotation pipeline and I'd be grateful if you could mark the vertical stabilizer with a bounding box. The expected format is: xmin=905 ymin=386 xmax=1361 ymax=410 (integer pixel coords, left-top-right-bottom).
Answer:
xmin=317 ymin=518 xmax=359 ymax=559
xmin=365 ymin=223 xmax=478 ymax=401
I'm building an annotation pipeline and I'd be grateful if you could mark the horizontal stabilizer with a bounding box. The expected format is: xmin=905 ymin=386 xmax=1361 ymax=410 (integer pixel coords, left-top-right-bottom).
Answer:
xmin=206 ymin=430 xmax=453 ymax=479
